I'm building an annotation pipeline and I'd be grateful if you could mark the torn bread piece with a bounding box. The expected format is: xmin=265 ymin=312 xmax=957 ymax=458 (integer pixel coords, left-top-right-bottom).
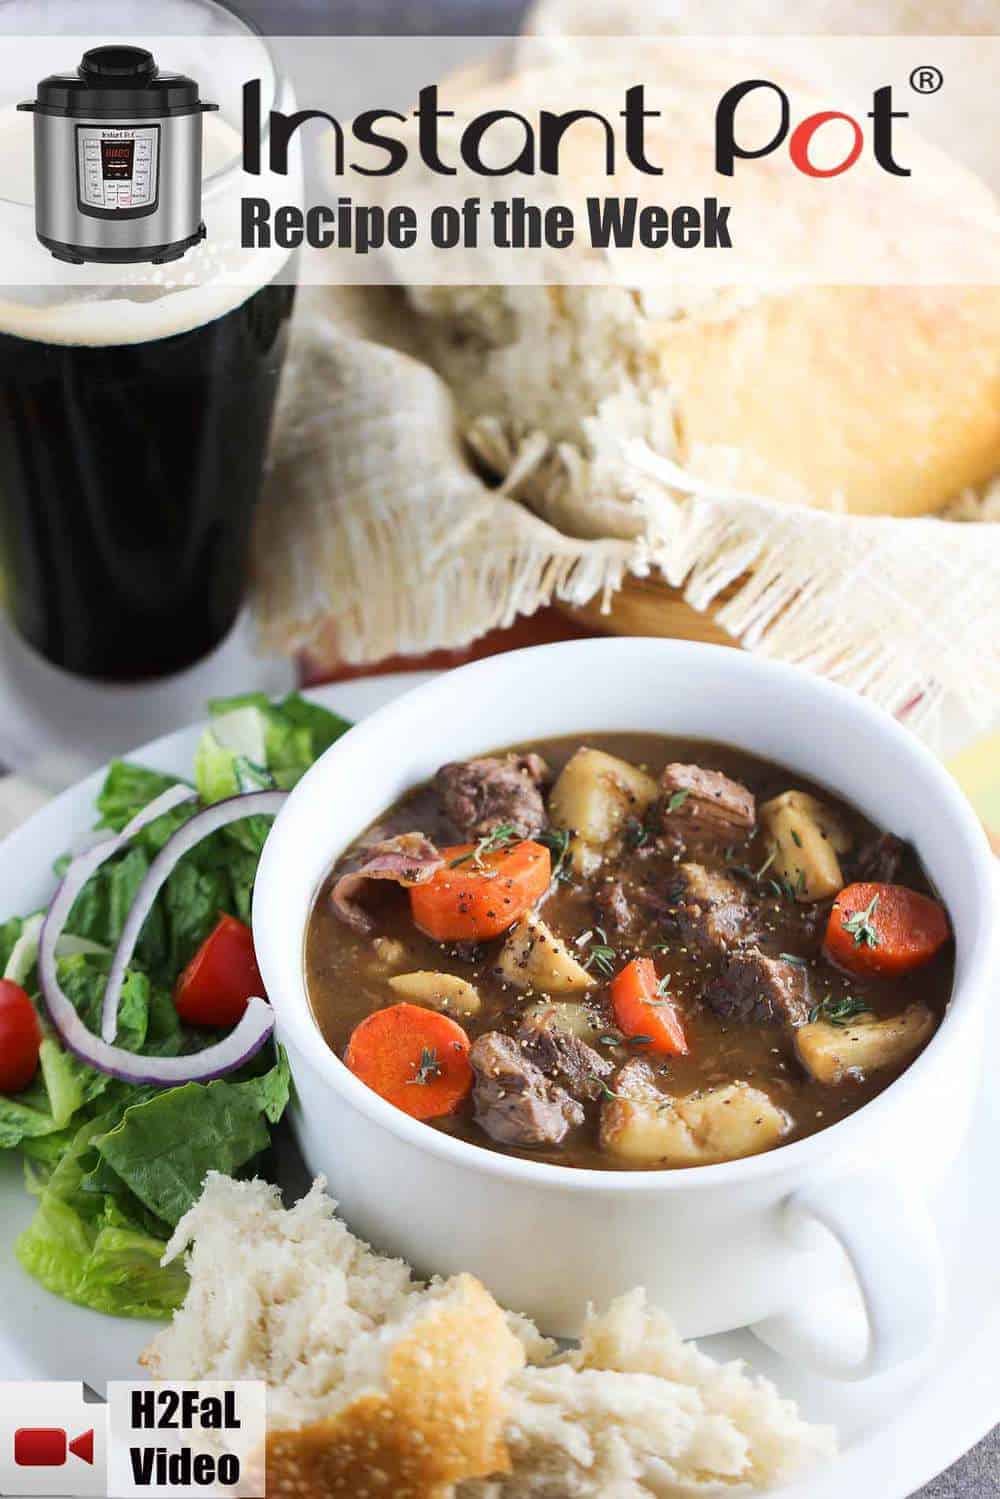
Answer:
xmin=265 ymin=1275 xmax=521 ymax=1499
xmin=144 ymin=1176 xmax=524 ymax=1498
xmin=459 ymin=1290 xmax=836 ymax=1498
xmin=144 ymin=1174 xmax=835 ymax=1499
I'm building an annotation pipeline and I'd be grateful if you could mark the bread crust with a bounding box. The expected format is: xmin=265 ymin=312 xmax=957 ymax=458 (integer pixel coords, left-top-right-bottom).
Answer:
xmin=264 ymin=1274 xmax=523 ymax=1499
xmin=656 ymin=285 xmax=1000 ymax=516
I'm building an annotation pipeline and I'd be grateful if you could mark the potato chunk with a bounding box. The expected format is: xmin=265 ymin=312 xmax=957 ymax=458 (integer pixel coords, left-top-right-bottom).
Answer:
xmin=679 ymin=1084 xmax=789 ymax=1162
xmin=600 ymin=1064 xmax=703 ymax=1165
xmin=386 ymin=970 xmax=481 ymax=1016
xmin=498 ymin=912 xmax=596 ymax=994
xmin=760 ymin=789 xmax=852 ymax=902
xmin=549 ymin=748 xmax=658 ymax=873
xmin=795 ymin=792 xmax=853 ymax=854
xmin=600 ymin=1062 xmax=789 ymax=1166
xmin=521 ymin=999 xmax=605 ymax=1042
xmin=795 ymin=1003 xmax=936 ymax=1085
xmin=368 ymin=936 xmax=408 ymax=973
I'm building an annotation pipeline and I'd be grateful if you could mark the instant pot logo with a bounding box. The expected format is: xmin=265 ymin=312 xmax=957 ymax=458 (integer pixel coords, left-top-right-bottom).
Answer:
xmin=240 ymin=77 xmax=920 ymax=183
xmin=237 ymin=68 xmax=933 ymax=258
xmin=714 ymin=79 xmax=912 ymax=178
xmin=19 ymin=44 xmax=217 ymax=266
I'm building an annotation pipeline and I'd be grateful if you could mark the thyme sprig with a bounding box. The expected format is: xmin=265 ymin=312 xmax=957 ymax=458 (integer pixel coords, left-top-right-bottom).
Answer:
xmin=624 ymin=817 xmax=649 ymax=849
xmin=843 ymin=893 xmax=881 ymax=948
xmin=537 ymin=826 xmax=573 ymax=883
xmin=449 ymin=822 xmax=520 ymax=870
xmin=583 ymin=925 xmax=618 ymax=978
xmin=723 ymin=844 xmax=801 ymax=902
xmin=647 ymin=972 xmax=675 ymax=1007
xmin=809 ymin=993 xmax=871 ymax=1027
xmin=406 ymin=1046 xmax=443 ymax=1085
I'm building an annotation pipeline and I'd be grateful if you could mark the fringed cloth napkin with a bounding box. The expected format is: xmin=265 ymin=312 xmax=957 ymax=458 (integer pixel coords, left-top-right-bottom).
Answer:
xmin=253 ymin=284 xmax=999 ymax=750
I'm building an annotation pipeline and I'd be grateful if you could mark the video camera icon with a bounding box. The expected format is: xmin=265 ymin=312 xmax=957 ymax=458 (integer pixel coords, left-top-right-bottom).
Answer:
xmin=14 ymin=1427 xmax=95 ymax=1467
xmin=1 ymin=1384 xmax=106 ymax=1496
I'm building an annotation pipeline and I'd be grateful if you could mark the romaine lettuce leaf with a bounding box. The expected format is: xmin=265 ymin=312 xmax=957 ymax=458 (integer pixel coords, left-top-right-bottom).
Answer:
xmin=194 ymin=705 xmax=272 ymax=804
xmin=91 ymin=1049 xmax=290 ymax=1227
xmin=96 ymin=761 xmax=186 ymax=832
xmin=0 ymin=1093 xmax=62 ymax=1149
xmin=200 ymin=691 xmax=350 ymax=801
xmin=0 ymin=916 xmax=23 ymax=974
xmin=3 ymin=913 xmax=43 ymax=986
xmin=64 ymin=841 xmax=166 ymax=967
xmin=272 ymin=691 xmax=352 ymax=760
xmin=38 ymin=1039 xmax=86 ymax=1130
xmin=160 ymin=858 xmax=230 ymax=976
xmin=57 ymin=955 xmax=149 ymax=1053
xmin=15 ymin=1106 xmax=187 ymax=1319
xmin=0 ymin=954 xmax=146 ymax=1148
xmin=14 ymin=1194 xmax=188 ymax=1319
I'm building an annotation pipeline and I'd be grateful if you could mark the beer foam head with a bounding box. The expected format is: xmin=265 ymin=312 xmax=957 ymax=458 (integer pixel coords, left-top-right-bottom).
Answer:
xmin=0 ymin=0 xmax=294 ymax=345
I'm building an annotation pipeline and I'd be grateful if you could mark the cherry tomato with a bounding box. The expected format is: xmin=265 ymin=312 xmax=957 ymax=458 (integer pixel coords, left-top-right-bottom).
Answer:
xmin=174 ymin=914 xmax=266 ymax=1027
xmin=0 ymin=979 xmax=42 ymax=1093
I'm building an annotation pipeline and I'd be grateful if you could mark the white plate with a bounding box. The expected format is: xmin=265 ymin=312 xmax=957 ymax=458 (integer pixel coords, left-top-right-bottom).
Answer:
xmin=0 ymin=610 xmax=297 ymax=789
xmin=0 ymin=671 xmax=996 ymax=1499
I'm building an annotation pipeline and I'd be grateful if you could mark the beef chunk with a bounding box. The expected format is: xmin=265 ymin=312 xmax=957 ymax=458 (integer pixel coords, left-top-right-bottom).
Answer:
xmin=673 ymin=862 xmax=756 ymax=955
xmin=594 ymin=877 xmax=674 ymax=938
xmin=704 ymin=947 xmax=811 ymax=1027
xmin=435 ymin=754 xmax=549 ymax=840
xmin=593 ymin=878 xmax=639 ymax=937
xmin=852 ymin=832 xmax=906 ymax=885
xmin=656 ymin=764 xmax=756 ymax=847
xmin=517 ymin=1013 xmax=613 ymax=1102
xmin=470 ymin=1032 xmax=584 ymax=1147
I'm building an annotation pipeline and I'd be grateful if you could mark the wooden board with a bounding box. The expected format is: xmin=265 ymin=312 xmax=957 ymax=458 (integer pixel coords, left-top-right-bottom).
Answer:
xmin=560 ymin=573 xmax=738 ymax=647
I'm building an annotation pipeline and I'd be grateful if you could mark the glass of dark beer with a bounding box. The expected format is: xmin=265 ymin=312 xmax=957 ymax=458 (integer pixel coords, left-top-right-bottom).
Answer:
xmin=0 ymin=1 xmax=296 ymax=681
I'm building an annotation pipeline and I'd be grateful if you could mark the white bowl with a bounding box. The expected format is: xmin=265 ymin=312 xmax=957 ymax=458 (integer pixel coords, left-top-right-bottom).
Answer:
xmin=253 ymin=639 xmax=998 ymax=1379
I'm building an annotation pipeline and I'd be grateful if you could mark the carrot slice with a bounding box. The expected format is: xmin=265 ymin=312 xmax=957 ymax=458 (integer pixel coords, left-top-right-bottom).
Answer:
xmin=409 ymin=839 xmax=551 ymax=943
xmin=823 ymin=882 xmax=950 ymax=977
xmin=611 ymin=956 xmax=689 ymax=1056
xmin=343 ymin=1002 xmax=473 ymax=1120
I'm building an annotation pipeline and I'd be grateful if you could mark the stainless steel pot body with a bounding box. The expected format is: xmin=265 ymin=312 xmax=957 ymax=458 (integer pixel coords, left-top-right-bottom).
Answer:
xmin=33 ymin=110 xmax=203 ymax=259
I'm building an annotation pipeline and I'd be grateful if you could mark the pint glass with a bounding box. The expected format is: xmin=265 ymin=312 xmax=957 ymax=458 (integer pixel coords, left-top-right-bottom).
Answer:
xmin=0 ymin=0 xmax=296 ymax=680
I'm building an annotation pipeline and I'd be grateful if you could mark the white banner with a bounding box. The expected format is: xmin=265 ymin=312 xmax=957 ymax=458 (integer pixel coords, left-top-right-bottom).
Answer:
xmin=0 ymin=33 xmax=995 ymax=290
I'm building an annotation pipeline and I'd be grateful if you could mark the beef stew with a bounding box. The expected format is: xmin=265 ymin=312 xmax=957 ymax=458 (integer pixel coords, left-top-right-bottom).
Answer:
xmin=305 ymin=734 xmax=953 ymax=1170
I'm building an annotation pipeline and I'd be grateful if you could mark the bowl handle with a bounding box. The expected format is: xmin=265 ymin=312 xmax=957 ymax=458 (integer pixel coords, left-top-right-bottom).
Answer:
xmin=750 ymin=1170 xmax=945 ymax=1381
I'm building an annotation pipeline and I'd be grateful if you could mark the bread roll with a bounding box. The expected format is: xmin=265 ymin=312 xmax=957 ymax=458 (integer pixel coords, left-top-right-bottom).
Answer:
xmin=398 ymin=58 xmax=999 ymax=518
xmin=654 ymin=285 xmax=1000 ymax=516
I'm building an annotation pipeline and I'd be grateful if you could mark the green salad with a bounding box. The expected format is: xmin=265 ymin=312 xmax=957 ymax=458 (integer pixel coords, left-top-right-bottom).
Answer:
xmin=0 ymin=691 xmax=350 ymax=1320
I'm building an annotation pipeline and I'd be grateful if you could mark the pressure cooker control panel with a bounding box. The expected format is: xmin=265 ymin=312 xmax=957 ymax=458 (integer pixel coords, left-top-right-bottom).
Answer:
xmin=76 ymin=124 xmax=159 ymax=213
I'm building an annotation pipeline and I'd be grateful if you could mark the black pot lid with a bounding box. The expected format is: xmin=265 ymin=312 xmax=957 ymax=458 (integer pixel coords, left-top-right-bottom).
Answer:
xmin=19 ymin=46 xmax=217 ymax=117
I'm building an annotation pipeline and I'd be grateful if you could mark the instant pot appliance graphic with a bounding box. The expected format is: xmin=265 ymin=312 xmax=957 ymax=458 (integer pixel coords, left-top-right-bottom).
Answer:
xmin=18 ymin=44 xmax=218 ymax=264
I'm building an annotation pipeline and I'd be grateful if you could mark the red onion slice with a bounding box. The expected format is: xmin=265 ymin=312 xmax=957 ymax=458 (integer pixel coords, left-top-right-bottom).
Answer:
xmin=99 ymin=790 xmax=287 ymax=1043
xmin=37 ymin=786 xmax=285 ymax=1085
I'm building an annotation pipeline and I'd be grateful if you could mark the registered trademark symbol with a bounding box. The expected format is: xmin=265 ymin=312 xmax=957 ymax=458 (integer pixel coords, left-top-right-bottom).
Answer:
xmin=909 ymin=65 xmax=943 ymax=94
